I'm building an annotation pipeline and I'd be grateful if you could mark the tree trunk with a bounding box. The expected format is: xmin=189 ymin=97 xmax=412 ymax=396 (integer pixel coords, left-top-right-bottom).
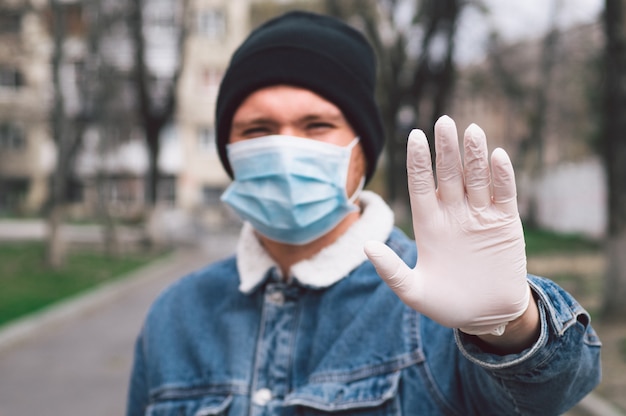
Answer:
xmin=602 ymin=0 xmax=626 ymax=320
xmin=604 ymin=235 xmax=626 ymax=318
xmin=46 ymin=0 xmax=67 ymax=269
xmin=145 ymin=123 xmax=161 ymax=206
xmin=95 ymin=172 xmax=118 ymax=257
xmin=46 ymin=205 xmax=66 ymax=269
xmin=520 ymin=1 xmax=561 ymax=229
xmin=130 ymin=0 xmax=186 ymax=209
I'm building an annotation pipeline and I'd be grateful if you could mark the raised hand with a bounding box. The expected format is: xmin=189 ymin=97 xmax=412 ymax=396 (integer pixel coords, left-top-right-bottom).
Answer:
xmin=365 ymin=116 xmax=530 ymax=336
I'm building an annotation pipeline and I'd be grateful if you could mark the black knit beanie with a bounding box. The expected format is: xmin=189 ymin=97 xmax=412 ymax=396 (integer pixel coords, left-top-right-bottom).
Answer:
xmin=215 ymin=10 xmax=385 ymax=183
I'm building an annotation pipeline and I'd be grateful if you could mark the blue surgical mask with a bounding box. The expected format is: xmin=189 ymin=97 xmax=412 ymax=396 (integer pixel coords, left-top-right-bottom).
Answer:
xmin=221 ymin=135 xmax=363 ymax=245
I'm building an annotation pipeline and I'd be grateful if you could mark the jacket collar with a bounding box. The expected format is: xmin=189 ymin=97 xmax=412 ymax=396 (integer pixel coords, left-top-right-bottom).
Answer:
xmin=237 ymin=191 xmax=394 ymax=293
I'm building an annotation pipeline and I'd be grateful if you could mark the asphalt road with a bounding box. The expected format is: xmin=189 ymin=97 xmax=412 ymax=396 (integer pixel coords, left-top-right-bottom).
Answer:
xmin=0 ymin=232 xmax=238 ymax=416
xmin=0 ymin=222 xmax=622 ymax=416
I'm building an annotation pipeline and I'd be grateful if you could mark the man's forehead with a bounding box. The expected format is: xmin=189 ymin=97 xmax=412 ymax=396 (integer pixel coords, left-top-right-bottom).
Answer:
xmin=232 ymin=86 xmax=346 ymax=121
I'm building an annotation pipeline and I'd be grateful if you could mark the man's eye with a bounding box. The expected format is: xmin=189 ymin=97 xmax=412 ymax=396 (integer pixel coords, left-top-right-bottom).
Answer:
xmin=242 ymin=127 xmax=271 ymax=137
xmin=307 ymin=122 xmax=334 ymax=131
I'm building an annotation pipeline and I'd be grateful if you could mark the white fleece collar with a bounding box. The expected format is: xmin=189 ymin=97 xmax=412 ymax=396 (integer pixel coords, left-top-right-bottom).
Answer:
xmin=236 ymin=191 xmax=394 ymax=293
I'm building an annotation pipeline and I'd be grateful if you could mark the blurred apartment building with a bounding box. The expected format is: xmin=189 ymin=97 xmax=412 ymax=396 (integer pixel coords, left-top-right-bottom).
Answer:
xmin=0 ymin=0 xmax=54 ymax=213
xmin=0 ymin=0 xmax=606 ymax=236
xmin=0 ymin=0 xmax=321 ymax=227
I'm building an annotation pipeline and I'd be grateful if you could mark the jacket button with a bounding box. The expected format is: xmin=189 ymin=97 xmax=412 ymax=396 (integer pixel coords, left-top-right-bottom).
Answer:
xmin=252 ymin=388 xmax=272 ymax=406
xmin=268 ymin=291 xmax=285 ymax=305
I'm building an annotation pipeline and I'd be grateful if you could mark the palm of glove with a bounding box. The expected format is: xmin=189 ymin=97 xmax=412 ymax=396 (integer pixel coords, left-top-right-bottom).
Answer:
xmin=365 ymin=116 xmax=529 ymax=335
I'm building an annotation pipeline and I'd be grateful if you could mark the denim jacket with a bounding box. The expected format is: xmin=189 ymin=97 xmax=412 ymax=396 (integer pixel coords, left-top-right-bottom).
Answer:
xmin=127 ymin=193 xmax=601 ymax=416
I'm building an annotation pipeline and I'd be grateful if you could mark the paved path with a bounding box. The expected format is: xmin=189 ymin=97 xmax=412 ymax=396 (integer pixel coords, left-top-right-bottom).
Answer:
xmin=0 ymin=225 xmax=623 ymax=415
xmin=0 ymin=232 xmax=238 ymax=416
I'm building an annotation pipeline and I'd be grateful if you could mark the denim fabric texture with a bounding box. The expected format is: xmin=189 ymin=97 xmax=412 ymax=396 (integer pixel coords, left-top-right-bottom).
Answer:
xmin=127 ymin=228 xmax=601 ymax=416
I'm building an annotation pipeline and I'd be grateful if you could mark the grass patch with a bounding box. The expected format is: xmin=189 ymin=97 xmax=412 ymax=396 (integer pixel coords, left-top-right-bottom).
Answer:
xmin=397 ymin=221 xmax=600 ymax=256
xmin=620 ymin=338 xmax=626 ymax=364
xmin=0 ymin=242 xmax=164 ymax=328
xmin=523 ymin=227 xmax=601 ymax=256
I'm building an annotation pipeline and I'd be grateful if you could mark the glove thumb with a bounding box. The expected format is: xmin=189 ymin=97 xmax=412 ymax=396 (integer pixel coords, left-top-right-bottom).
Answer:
xmin=364 ymin=241 xmax=416 ymax=295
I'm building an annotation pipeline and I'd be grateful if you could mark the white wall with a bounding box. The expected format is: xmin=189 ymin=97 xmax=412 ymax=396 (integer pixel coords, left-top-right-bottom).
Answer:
xmin=520 ymin=157 xmax=607 ymax=239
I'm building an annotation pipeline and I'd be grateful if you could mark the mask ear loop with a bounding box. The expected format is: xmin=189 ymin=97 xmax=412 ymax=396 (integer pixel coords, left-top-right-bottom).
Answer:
xmin=346 ymin=137 xmax=360 ymax=151
xmin=348 ymin=176 xmax=366 ymax=204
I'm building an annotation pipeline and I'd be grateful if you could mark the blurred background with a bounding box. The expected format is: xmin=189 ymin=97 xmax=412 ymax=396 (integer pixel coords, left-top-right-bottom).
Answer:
xmin=0 ymin=0 xmax=625 ymax=414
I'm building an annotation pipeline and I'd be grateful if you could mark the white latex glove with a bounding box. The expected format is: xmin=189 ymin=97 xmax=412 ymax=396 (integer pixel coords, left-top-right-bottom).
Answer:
xmin=365 ymin=116 xmax=530 ymax=336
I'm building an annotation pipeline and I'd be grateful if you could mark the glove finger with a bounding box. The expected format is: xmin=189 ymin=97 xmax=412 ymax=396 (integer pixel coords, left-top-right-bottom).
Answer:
xmin=463 ymin=124 xmax=492 ymax=209
xmin=434 ymin=116 xmax=465 ymax=205
xmin=364 ymin=241 xmax=417 ymax=295
xmin=406 ymin=129 xmax=438 ymax=222
xmin=491 ymin=148 xmax=519 ymax=215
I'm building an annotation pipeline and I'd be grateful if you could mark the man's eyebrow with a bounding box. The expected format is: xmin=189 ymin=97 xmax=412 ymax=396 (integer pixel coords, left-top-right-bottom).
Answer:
xmin=231 ymin=117 xmax=275 ymax=128
xmin=299 ymin=113 xmax=345 ymax=123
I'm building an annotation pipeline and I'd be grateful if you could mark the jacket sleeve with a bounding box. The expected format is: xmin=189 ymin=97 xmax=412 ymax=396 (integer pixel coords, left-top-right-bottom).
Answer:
xmin=126 ymin=332 xmax=150 ymax=416
xmin=454 ymin=275 xmax=602 ymax=416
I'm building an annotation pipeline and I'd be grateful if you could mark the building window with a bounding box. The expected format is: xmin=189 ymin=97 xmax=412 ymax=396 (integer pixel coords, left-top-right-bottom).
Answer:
xmin=198 ymin=126 xmax=215 ymax=152
xmin=0 ymin=178 xmax=28 ymax=213
xmin=145 ymin=4 xmax=176 ymax=30
xmin=202 ymin=186 xmax=222 ymax=206
xmin=0 ymin=123 xmax=25 ymax=150
xmin=63 ymin=3 xmax=86 ymax=37
xmin=200 ymin=67 xmax=222 ymax=97
xmin=0 ymin=67 xmax=24 ymax=89
xmin=0 ymin=10 xmax=22 ymax=34
xmin=65 ymin=178 xmax=84 ymax=203
xmin=196 ymin=9 xmax=226 ymax=40
xmin=158 ymin=175 xmax=176 ymax=204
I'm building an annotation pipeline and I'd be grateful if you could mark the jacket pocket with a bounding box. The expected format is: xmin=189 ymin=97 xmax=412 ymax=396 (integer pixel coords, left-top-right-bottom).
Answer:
xmin=284 ymin=371 xmax=401 ymax=415
xmin=146 ymin=394 xmax=232 ymax=416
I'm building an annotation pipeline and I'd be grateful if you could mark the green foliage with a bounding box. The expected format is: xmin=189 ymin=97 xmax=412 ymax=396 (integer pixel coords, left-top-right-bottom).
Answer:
xmin=0 ymin=242 xmax=163 ymax=327
xmin=396 ymin=223 xmax=600 ymax=256
xmin=523 ymin=227 xmax=601 ymax=256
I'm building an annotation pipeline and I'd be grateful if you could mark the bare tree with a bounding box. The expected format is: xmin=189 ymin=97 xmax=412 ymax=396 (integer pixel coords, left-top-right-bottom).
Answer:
xmin=517 ymin=0 xmax=562 ymax=228
xmin=46 ymin=0 xmax=84 ymax=268
xmin=129 ymin=0 xmax=187 ymax=206
xmin=325 ymin=0 xmax=464 ymax=221
xmin=83 ymin=0 xmax=136 ymax=256
xmin=602 ymin=0 xmax=626 ymax=320
xmin=46 ymin=0 xmax=139 ymax=266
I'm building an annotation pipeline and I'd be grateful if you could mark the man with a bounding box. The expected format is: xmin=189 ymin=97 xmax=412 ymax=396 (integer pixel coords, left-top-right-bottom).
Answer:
xmin=127 ymin=11 xmax=601 ymax=415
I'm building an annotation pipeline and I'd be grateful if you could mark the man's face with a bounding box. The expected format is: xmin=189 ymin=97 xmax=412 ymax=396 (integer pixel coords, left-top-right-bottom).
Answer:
xmin=229 ymin=85 xmax=366 ymax=198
